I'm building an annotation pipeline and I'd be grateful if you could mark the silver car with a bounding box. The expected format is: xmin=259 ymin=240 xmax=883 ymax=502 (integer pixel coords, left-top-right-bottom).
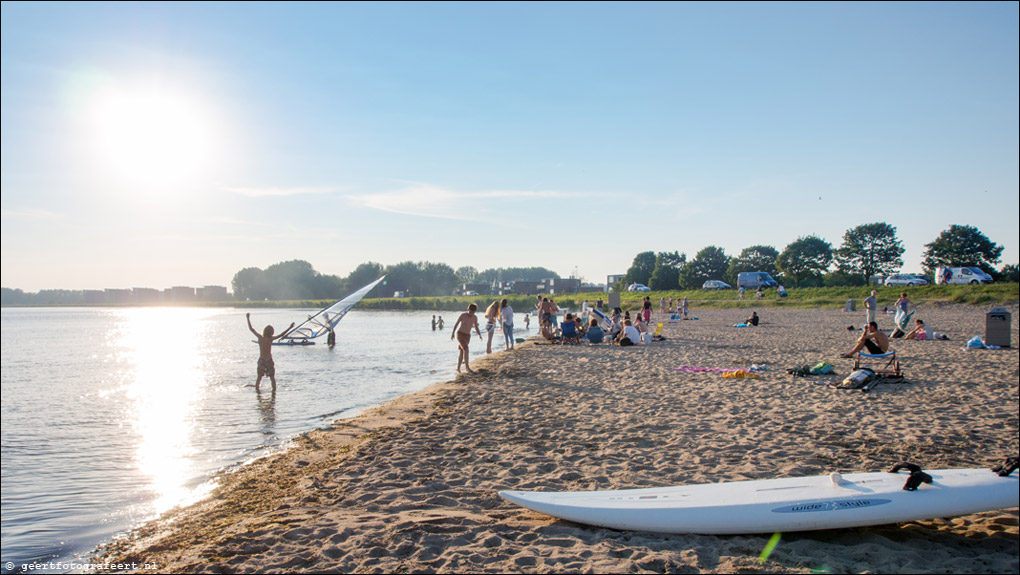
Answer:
xmin=702 ymin=280 xmax=732 ymax=290
xmin=885 ymin=274 xmax=923 ymax=287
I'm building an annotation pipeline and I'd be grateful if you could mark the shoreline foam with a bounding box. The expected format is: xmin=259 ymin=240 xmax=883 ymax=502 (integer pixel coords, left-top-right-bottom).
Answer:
xmin=94 ymin=304 xmax=1019 ymax=573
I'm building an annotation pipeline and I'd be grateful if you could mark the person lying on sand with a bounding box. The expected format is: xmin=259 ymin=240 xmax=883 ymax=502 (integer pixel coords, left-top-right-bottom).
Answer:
xmin=841 ymin=321 xmax=890 ymax=357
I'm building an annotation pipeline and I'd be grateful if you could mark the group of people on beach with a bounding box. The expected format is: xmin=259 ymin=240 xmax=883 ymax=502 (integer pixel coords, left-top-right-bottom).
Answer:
xmin=842 ymin=290 xmax=937 ymax=358
xmin=450 ymin=298 xmax=516 ymax=373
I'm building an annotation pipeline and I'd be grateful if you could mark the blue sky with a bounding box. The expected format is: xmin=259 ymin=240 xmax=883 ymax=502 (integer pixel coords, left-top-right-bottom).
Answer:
xmin=2 ymin=1 xmax=1017 ymax=291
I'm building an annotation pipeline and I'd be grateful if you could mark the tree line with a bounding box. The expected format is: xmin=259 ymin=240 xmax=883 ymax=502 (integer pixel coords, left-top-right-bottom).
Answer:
xmin=620 ymin=223 xmax=1015 ymax=290
xmin=230 ymin=261 xmax=560 ymax=301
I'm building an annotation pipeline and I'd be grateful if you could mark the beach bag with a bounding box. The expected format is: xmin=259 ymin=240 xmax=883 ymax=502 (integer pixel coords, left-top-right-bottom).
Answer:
xmin=841 ymin=367 xmax=877 ymax=389
xmin=809 ymin=362 xmax=834 ymax=375
xmin=966 ymin=336 xmax=985 ymax=349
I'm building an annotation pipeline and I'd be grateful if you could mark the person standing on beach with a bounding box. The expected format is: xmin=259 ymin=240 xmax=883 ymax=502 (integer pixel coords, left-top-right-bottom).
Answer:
xmin=500 ymin=299 xmax=515 ymax=350
xmin=484 ymin=300 xmax=500 ymax=354
xmin=246 ymin=313 xmax=296 ymax=390
xmin=864 ymin=290 xmax=878 ymax=328
xmin=681 ymin=296 xmax=689 ymax=319
xmin=452 ymin=303 xmax=483 ymax=373
xmin=643 ymin=296 xmax=652 ymax=323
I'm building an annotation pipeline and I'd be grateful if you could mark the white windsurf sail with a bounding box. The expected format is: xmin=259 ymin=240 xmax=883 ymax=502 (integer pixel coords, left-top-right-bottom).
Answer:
xmin=276 ymin=276 xmax=386 ymax=345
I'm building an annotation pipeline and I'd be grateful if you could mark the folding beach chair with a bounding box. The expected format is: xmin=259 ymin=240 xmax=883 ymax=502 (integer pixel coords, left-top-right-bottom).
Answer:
xmin=854 ymin=350 xmax=902 ymax=380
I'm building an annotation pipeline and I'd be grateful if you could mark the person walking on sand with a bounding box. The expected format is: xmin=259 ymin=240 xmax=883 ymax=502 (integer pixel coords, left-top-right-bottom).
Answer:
xmin=246 ymin=313 xmax=296 ymax=390
xmin=452 ymin=303 xmax=483 ymax=373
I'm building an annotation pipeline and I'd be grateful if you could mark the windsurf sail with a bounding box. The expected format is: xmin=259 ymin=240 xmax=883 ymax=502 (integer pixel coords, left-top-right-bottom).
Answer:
xmin=275 ymin=276 xmax=386 ymax=345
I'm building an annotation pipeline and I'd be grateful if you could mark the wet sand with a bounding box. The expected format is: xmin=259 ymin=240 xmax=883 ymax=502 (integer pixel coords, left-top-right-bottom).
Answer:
xmin=94 ymin=303 xmax=1019 ymax=573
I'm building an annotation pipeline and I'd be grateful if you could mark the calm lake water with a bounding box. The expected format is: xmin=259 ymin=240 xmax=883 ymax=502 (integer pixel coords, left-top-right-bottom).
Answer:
xmin=0 ymin=307 xmax=510 ymax=573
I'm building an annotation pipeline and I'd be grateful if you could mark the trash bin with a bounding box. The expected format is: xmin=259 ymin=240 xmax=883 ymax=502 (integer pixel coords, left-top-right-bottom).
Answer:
xmin=846 ymin=299 xmax=856 ymax=312
xmin=986 ymin=307 xmax=1012 ymax=347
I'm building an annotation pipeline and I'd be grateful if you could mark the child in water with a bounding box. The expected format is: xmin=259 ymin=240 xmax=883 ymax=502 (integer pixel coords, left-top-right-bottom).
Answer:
xmin=246 ymin=313 xmax=296 ymax=390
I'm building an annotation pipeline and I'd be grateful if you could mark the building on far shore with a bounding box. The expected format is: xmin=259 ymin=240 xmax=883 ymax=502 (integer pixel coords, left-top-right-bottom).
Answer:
xmin=197 ymin=285 xmax=229 ymax=301
xmin=606 ymin=274 xmax=626 ymax=291
xmin=164 ymin=286 xmax=196 ymax=303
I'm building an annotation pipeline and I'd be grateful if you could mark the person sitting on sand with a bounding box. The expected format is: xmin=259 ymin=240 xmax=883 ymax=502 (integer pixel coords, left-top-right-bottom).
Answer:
xmin=615 ymin=319 xmax=642 ymax=346
xmin=451 ymin=304 xmax=483 ymax=373
xmin=841 ymin=321 xmax=890 ymax=357
xmin=904 ymin=318 xmax=933 ymax=340
xmin=540 ymin=319 xmax=558 ymax=342
xmin=746 ymin=311 xmax=759 ymax=326
xmin=633 ymin=315 xmax=649 ymax=342
xmin=246 ymin=313 xmax=296 ymax=390
xmin=561 ymin=313 xmax=581 ymax=344
xmin=584 ymin=318 xmax=605 ymax=344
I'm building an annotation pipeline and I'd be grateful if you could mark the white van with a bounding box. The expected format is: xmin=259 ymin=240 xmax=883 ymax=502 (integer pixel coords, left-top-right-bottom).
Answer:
xmin=935 ymin=267 xmax=994 ymax=285
xmin=737 ymin=272 xmax=779 ymax=290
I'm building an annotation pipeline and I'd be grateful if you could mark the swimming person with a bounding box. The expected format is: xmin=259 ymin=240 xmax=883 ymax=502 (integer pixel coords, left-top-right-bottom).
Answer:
xmin=451 ymin=303 xmax=483 ymax=373
xmin=246 ymin=313 xmax=296 ymax=390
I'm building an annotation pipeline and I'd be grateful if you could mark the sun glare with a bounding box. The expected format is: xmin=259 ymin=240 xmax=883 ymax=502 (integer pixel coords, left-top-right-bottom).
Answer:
xmin=88 ymin=80 xmax=217 ymax=194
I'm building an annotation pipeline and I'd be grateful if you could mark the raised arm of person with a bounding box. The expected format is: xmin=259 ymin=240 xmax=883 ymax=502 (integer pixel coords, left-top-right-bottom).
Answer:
xmin=246 ymin=313 xmax=261 ymax=339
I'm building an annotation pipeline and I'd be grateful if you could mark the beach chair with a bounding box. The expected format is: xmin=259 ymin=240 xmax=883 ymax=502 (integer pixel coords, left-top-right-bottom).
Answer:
xmin=560 ymin=321 xmax=581 ymax=344
xmin=854 ymin=350 xmax=902 ymax=380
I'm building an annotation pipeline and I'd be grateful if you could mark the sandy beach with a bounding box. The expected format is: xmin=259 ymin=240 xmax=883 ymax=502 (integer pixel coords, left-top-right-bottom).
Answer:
xmin=94 ymin=303 xmax=1019 ymax=574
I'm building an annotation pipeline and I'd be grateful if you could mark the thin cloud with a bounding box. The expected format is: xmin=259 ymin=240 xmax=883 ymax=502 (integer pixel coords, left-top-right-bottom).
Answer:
xmin=0 ymin=208 xmax=63 ymax=219
xmin=222 ymin=185 xmax=342 ymax=198
xmin=346 ymin=183 xmax=592 ymax=222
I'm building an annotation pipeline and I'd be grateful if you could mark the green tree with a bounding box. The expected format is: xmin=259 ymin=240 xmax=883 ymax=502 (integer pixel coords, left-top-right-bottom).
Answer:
xmin=834 ymin=222 xmax=905 ymax=284
xmin=725 ymin=245 xmax=779 ymax=285
xmin=921 ymin=225 xmax=1004 ymax=276
xmin=344 ymin=262 xmax=385 ymax=296
xmin=456 ymin=266 xmax=478 ymax=284
xmin=624 ymin=251 xmax=657 ymax=286
xmin=777 ymin=236 xmax=833 ymax=287
xmin=648 ymin=251 xmax=686 ymax=291
xmin=1000 ymin=264 xmax=1020 ymax=283
xmin=232 ymin=266 xmax=267 ymax=300
xmin=679 ymin=246 xmax=729 ymax=289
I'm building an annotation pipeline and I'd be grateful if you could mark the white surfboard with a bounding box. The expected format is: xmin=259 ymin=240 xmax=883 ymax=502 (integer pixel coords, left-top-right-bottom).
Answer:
xmin=499 ymin=468 xmax=1018 ymax=534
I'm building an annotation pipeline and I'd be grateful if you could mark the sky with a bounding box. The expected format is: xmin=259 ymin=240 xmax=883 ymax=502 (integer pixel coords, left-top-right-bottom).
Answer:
xmin=2 ymin=1 xmax=1018 ymax=292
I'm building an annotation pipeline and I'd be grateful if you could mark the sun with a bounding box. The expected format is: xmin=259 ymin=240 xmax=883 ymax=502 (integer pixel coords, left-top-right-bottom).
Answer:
xmin=88 ymin=80 xmax=216 ymax=193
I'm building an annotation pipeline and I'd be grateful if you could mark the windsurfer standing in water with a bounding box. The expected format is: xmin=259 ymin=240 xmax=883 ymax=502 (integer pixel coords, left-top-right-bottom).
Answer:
xmin=247 ymin=313 xmax=296 ymax=390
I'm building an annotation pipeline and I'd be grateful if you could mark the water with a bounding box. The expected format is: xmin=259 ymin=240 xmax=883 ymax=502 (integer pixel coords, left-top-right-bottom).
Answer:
xmin=0 ymin=307 xmax=498 ymax=573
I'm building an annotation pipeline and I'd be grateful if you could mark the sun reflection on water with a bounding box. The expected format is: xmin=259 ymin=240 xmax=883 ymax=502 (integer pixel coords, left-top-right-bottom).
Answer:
xmin=113 ymin=308 xmax=216 ymax=514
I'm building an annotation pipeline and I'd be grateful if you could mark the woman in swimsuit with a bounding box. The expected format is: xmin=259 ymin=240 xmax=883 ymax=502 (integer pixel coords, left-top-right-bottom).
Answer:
xmin=484 ymin=300 xmax=500 ymax=354
xmin=451 ymin=303 xmax=483 ymax=373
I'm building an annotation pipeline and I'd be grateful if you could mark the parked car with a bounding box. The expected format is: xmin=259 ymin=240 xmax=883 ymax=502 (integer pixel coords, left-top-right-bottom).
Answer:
xmin=702 ymin=280 xmax=731 ymax=290
xmin=627 ymin=283 xmax=652 ymax=292
xmin=463 ymin=290 xmax=479 ymax=296
xmin=935 ymin=267 xmax=994 ymax=285
xmin=909 ymin=275 xmax=930 ymax=285
xmin=736 ymin=272 xmax=778 ymax=290
xmin=885 ymin=274 xmax=924 ymax=287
